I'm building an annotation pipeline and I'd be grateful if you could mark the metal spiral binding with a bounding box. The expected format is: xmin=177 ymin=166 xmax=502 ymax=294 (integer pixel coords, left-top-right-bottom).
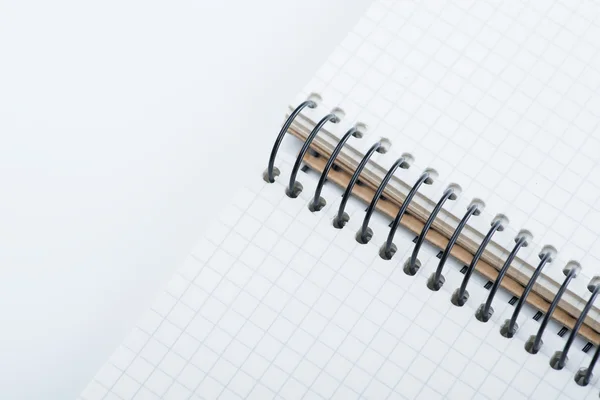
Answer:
xmin=286 ymin=109 xmax=343 ymax=198
xmin=427 ymin=199 xmax=484 ymax=291
xmin=500 ymin=245 xmax=557 ymax=338
xmin=451 ymin=214 xmax=508 ymax=307
xmin=576 ymin=338 xmax=600 ymax=386
xmin=266 ymin=102 xmax=600 ymax=392
xmin=379 ymin=169 xmax=436 ymax=260
xmin=475 ymin=229 xmax=533 ymax=323
xmin=403 ymin=184 xmax=460 ymax=276
xmin=332 ymin=138 xmax=391 ymax=229
xmin=550 ymin=277 xmax=600 ymax=370
xmin=264 ymin=94 xmax=321 ymax=183
xmin=356 ymin=155 xmax=411 ymax=244
xmin=525 ymin=262 xmax=581 ymax=355
xmin=309 ymin=124 xmax=364 ymax=212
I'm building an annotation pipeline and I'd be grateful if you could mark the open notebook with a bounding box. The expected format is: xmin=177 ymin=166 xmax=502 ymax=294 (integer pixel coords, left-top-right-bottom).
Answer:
xmin=81 ymin=0 xmax=600 ymax=399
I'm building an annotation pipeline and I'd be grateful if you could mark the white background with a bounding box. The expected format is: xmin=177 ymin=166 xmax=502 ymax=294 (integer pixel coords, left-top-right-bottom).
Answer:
xmin=0 ymin=1 xmax=371 ymax=398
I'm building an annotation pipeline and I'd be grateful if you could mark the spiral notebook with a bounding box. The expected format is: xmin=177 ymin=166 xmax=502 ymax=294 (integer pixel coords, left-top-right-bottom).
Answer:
xmin=82 ymin=0 xmax=600 ymax=399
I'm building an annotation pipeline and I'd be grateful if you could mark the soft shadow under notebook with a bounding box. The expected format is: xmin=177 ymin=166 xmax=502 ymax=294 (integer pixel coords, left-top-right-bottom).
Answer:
xmin=82 ymin=0 xmax=600 ymax=399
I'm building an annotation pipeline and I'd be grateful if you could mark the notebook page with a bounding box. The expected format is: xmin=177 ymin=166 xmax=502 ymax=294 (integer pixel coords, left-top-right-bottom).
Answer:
xmin=292 ymin=0 xmax=600 ymax=286
xmin=81 ymin=151 xmax=597 ymax=400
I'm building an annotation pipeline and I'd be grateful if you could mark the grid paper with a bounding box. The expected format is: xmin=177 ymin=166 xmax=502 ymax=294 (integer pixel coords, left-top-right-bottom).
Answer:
xmin=82 ymin=0 xmax=600 ymax=397
xmin=293 ymin=0 xmax=600 ymax=286
xmin=82 ymin=153 xmax=599 ymax=400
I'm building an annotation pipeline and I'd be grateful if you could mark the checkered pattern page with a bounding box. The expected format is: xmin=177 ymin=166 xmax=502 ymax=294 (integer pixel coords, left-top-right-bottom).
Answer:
xmin=81 ymin=152 xmax=598 ymax=400
xmin=293 ymin=0 xmax=600 ymax=285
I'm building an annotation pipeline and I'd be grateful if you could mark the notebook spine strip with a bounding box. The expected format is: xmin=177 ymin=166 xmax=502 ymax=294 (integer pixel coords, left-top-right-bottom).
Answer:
xmin=264 ymin=97 xmax=600 ymax=388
